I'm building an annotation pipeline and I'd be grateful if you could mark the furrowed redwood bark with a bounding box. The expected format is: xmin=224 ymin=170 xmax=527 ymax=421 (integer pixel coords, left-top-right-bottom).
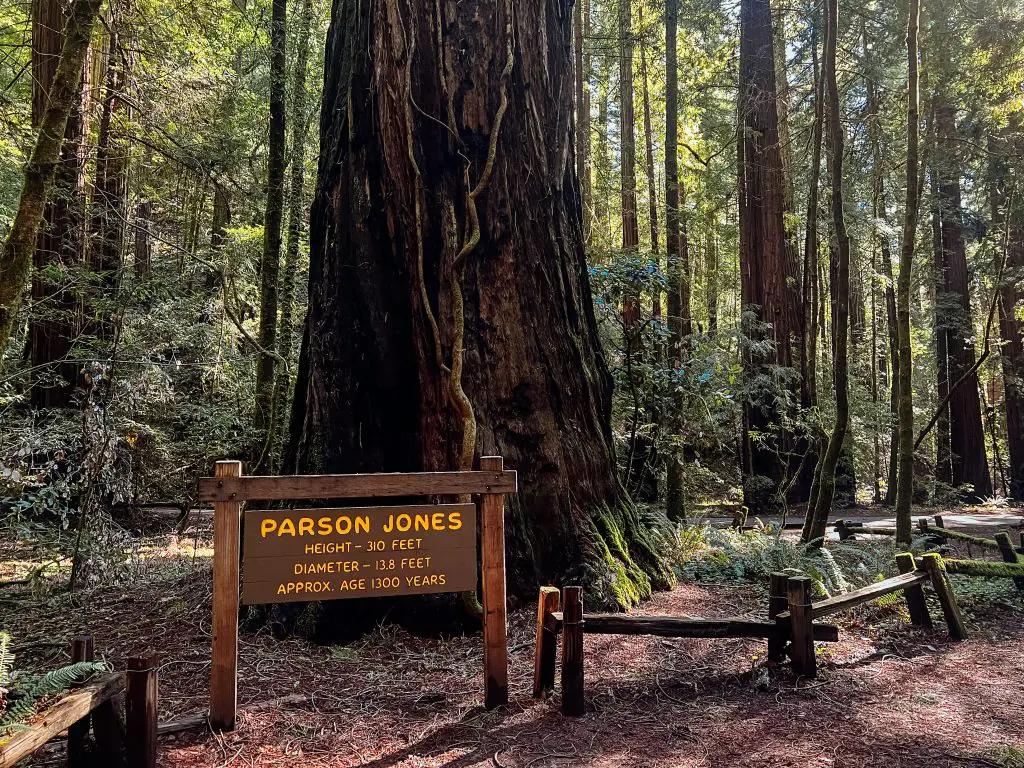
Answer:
xmin=934 ymin=101 xmax=992 ymax=499
xmin=27 ymin=0 xmax=90 ymax=406
xmin=0 ymin=0 xmax=103 ymax=355
xmin=286 ymin=0 xmax=665 ymax=629
xmin=738 ymin=0 xmax=806 ymax=512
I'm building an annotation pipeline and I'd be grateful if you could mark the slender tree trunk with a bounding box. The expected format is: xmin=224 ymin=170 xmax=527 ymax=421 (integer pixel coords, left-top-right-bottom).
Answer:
xmin=594 ymin=67 xmax=611 ymax=251
xmin=867 ymin=54 xmax=900 ymax=505
xmin=706 ymin=219 xmax=717 ymax=335
xmin=804 ymin=0 xmax=848 ymax=543
xmin=575 ymin=0 xmax=591 ymax=239
xmin=881 ymin=190 xmax=900 ymax=504
xmin=802 ymin=18 xmax=824 ymax=411
xmin=664 ymin=0 xmax=686 ymax=521
xmin=895 ymin=0 xmax=921 ymax=544
xmin=639 ymin=26 xmax=658 ymax=260
xmin=619 ymin=0 xmax=654 ymax=499
xmin=0 ymin=0 xmax=103 ymax=354
xmin=133 ymin=201 xmax=151 ymax=278
xmin=273 ymin=0 xmax=314 ymax=469
xmin=88 ymin=20 xmax=131 ymax=341
xmin=286 ymin=0 xmax=668 ymax=629
xmin=619 ymin=0 xmax=638 ymax=257
xmin=993 ymin=132 xmax=1024 ymax=500
xmin=255 ymin=0 xmax=288 ymax=473
xmin=931 ymin=171 xmax=953 ymax=484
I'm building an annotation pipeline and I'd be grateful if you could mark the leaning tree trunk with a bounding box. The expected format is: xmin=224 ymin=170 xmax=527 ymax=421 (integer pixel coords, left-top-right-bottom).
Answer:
xmin=0 ymin=0 xmax=103 ymax=355
xmin=285 ymin=0 xmax=668 ymax=635
xmin=738 ymin=0 xmax=806 ymax=512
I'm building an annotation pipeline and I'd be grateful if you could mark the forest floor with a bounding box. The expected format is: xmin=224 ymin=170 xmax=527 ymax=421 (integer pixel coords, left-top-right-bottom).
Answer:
xmin=2 ymin=513 xmax=1023 ymax=768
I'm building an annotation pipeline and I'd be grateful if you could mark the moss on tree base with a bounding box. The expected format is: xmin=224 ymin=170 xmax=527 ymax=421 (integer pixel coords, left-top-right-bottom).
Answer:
xmin=579 ymin=500 xmax=674 ymax=610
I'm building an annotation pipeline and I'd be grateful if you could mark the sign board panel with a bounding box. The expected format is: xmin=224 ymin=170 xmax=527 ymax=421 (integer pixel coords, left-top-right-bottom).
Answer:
xmin=241 ymin=504 xmax=477 ymax=604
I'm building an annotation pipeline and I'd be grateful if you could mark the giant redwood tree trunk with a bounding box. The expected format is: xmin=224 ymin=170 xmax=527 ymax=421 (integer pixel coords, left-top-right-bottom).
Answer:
xmin=286 ymin=0 xmax=667 ymax=631
xmin=738 ymin=0 xmax=807 ymax=512
xmin=28 ymin=0 xmax=89 ymax=407
xmin=934 ymin=101 xmax=993 ymax=499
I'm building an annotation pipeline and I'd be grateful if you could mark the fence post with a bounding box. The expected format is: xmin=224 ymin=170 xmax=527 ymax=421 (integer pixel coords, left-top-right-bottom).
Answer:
xmin=125 ymin=656 xmax=158 ymax=768
xmin=921 ymin=553 xmax=967 ymax=640
xmin=480 ymin=456 xmax=508 ymax=710
xmin=211 ymin=459 xmax=242 ymax=731
xmin=533 ymin=587 xmax=560 ymax=697
xmin=994 ymin=532 xmax=1024 ymax=592
xmin=896 ymin=553 xmax=932 ymax=628
xmin=560 ymin=586 xmax=584 ymax=716
xmin=66 ymin=636 xmax=94 ymax=768
xmin=767 ymin=573 xmax=789 ymax=662
xmin=787 ymin=576 xmax=816 ymax=679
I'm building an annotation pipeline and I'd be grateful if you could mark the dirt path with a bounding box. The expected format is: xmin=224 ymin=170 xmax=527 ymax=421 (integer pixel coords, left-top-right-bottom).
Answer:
xmin=5 ymin=537 xmax=1022 ymax=768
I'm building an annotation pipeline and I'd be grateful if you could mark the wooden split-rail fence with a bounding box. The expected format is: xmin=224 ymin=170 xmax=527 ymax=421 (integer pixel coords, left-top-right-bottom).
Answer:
xmin=535 ymin=552 xmax=967 ymax=716
xmin=836 ymin=517 xmax=1024 ymax=592
xmin=0 ymin=636 xmax=158 ymax=768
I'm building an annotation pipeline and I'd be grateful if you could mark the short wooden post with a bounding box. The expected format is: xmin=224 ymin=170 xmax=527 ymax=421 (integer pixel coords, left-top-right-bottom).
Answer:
xmin=533 ymin=586 xmax=560 ymax=697
xmin=787 ymin=576 xmax=816 ymax=679
xmin=994 ymin=532 xmax=1024 ymax=591
xmin=920 ymin=553 xmax=967 ymax=640
xmin=934 ymin=515 xmax=945 ymax=528
xmin=560 ymin=586 xmax=584 ymax=716
xmin=210 ymin=459 xmax=242 ymax=731
xmin=835 ymin=520 xmax=854 ymax=541
xmin=896 ymin=553 xmax=932 ymax=628
xmin=480 ymin=455 xmax=508 ymax=710
xmin=66 ymin=636 xmax=95 ymax=768
xmin=767 ymin=573 xmax=789 ymax=662
xmin=125 ymin=656 xmax=158 ymax=768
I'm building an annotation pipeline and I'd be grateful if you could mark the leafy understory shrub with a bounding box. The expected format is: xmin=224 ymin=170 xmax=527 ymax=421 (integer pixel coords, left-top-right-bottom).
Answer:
xmin=661 ymin=523 xmax=926 ymax=597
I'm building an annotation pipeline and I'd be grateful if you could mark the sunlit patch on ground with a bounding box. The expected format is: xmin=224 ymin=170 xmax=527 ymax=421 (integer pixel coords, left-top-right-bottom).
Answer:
xmin=1 ymin=515 xmax=1022 ymax=767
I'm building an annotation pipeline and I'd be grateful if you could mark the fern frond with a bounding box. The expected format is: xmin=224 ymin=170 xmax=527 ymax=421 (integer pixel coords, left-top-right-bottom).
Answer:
xmin=0 ymin=633 xmax=12 ymax=687
xmin=0 ymin=661 xmax=110 ymax=733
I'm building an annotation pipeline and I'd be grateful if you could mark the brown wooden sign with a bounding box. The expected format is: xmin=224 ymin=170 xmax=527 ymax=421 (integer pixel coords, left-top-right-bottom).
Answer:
xmin=241 ymin=504 xmax=477 ymax=604
xmin=202 ymin=458 xmax=514 ymax=732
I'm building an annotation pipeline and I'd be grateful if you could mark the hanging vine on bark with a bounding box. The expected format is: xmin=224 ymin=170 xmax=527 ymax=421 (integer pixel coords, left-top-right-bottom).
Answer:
xmin=408 ymin=1 xmax=515 ymax=473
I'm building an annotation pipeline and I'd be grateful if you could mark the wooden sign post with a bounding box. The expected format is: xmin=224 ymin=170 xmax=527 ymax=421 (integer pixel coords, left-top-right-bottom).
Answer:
xmin=199 ymin=458 xmax=516 ymax=732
